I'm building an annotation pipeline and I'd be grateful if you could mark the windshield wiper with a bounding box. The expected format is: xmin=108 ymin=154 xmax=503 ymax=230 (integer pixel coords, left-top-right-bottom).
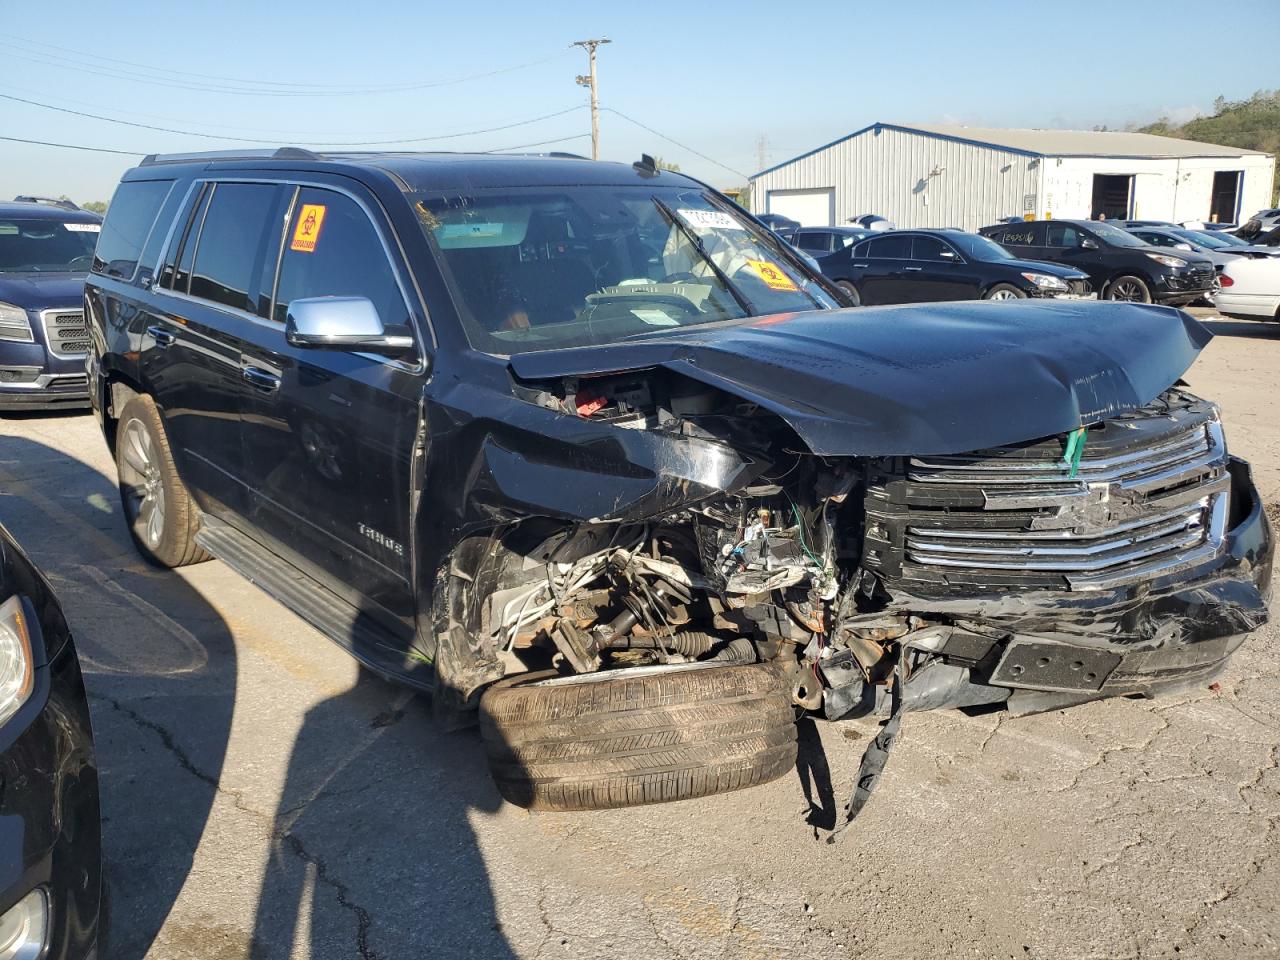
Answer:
xmin=651 ymin=198 xmax=756 ymax=318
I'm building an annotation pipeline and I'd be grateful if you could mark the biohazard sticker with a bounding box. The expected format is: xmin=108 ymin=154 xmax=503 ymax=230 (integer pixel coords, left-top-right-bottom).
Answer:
xmin=290 ymin=203 xmax=327 ymax=253
xmin=746 ymin=259 xmax=798 ymax=291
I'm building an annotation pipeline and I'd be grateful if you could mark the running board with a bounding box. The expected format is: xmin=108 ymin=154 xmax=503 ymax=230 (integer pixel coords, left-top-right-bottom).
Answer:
xmin=195 ymin=517 xmax=434 ymax=693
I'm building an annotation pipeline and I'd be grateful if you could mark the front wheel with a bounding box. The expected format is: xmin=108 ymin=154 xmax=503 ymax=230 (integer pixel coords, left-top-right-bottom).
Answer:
xmin=1105 ymin=275 xmax=1152 ymax=303
xmin=983 ymin=283 xmax=1027 ymax=301
xmin=116 ymin=396 xmax=210 ymax=567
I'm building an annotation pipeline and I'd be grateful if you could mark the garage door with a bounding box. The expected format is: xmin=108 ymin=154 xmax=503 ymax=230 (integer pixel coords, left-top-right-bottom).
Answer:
xmin=767 ymin=188 xmax=834 ymax=227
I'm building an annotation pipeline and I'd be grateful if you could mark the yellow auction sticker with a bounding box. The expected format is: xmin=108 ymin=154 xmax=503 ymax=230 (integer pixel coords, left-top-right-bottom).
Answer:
xmin=290 ymin=203 xmax=327 ymax=253
xmin=746 ymin=259 xmax=798 ymax=291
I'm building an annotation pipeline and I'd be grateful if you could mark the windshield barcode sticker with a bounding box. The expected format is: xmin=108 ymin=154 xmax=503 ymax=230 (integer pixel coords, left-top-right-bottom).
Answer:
xmin=676 ymin=209 xmax=745 ymax=232
xmin=64 ymin=223 xmax=100 ymax=232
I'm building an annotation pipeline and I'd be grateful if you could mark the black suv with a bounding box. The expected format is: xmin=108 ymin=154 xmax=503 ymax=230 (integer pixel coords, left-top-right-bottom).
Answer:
xmin=817 ymin=229 xmax=1090 ymax=305
xmin=0 ymin=198 xmax=101 ymax=411
xmin=783 ymin=226 xmax=873 ymax=258
xmin=979 ymin=219 xmax=1215 ymax=304
xmin=86 ymin=150 xmax=1271 ymax=816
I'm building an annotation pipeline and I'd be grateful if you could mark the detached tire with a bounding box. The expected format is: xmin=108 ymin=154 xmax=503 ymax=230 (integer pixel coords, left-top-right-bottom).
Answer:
xmin=115 ymin=396 xmax=210 ymax=568
xmin=479 ymin=660 xmax=798 ymax=811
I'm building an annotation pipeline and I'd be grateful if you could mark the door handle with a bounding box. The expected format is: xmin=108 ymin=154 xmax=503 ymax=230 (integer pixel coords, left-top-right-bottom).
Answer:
xmin=146 ymin=325 xmax=176 ymax=348
xmin=903 ymin=266 xmax=924 ymax=272
xmin=242 ymin=365 xmax=281 ymax=394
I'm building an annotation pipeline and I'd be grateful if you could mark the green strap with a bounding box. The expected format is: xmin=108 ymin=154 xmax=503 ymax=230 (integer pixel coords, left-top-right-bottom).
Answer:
xmin=1063 ymin=426 xmax=1087 ymax=478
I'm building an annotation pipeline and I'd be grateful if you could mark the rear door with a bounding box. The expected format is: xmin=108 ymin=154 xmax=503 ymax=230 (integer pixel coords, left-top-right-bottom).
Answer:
xmin=142 ymin=180 xmax=283 ymax=519
xmin=857 ymin=234 xmax=912 ymax=304
xmin=235 ymin=182 xmax=424 ymax=626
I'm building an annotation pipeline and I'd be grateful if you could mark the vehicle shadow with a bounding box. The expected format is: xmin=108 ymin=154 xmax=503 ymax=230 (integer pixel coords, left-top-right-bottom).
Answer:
xmin=247 ymin=662 xmax=515 ymax=959
xmin=1200 ymin=318 xmax=1280 ymax=339
xmin=0 ymin=427 xmax=237 ymax=959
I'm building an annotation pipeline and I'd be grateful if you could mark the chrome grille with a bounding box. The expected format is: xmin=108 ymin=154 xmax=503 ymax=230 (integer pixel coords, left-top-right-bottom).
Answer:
xmin=40 ymin=309 xmax=89 ymax=358
xmin=864 ymin=395 xmax=1230 ymax=591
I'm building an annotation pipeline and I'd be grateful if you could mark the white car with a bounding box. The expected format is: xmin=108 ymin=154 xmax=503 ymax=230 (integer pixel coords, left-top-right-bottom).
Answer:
xmin=1214 ymin=256 xmax=1280 ymax=321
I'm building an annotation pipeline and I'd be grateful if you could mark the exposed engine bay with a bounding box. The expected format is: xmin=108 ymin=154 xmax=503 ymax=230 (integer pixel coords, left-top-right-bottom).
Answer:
xmin=463 ymin=372 xmax=1271 ymax=724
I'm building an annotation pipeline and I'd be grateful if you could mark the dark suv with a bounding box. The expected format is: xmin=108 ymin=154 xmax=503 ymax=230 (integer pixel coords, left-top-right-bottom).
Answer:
xmin=980 ymin=219 xmax=1216 ymax=304
xmin=0 ymin=198 xmax=101 ymax=411
xmin=86 ymin=150 xmax=1271 ymax=818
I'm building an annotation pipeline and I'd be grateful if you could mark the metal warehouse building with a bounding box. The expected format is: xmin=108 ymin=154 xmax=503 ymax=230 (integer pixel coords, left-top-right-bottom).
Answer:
xmin=748 ymin=122 xmax=1275 ymax=232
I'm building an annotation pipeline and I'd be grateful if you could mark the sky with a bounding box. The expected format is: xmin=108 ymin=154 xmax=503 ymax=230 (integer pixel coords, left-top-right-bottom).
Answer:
xmin=2 ymin=0 xmax=1277 ymax=205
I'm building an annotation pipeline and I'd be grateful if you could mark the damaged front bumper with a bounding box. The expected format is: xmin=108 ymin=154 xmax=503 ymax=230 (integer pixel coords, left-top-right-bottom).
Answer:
xmin=829 ymin=456 xmax=1273 ymax=719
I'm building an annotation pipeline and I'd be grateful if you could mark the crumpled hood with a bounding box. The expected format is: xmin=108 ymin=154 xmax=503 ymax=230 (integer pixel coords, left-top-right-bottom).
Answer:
xmin=0 ymin=273 xmax=86 ymax=310
xmin=508 ymin=300 xmax=1212 ymax=457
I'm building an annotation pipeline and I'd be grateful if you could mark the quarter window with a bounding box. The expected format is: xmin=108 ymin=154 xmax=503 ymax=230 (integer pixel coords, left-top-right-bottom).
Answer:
xmin=272 ymin=188 xmax=410 ymax=331
xmin=1045 ymin=223 xmax=1083 ymax=248
xmin=189 ymin=183 xmax=280 ymax=312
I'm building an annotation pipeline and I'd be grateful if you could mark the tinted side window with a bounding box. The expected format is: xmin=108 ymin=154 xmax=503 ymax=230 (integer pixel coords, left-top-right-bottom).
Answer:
xmin=867 ymin=235 xmax=911 ymax=259
xmin=795 ymin=231 xmax=830 ymax=252
xmin=1045 ymin=223 xmax=1082 ymax=248
xmin=272 ymin=188 xmax=410 ymax=332
xmin=93 ymin=179 xmax=173 ymax=279
xmin=851 ymin=240 xmax=871 ymax=258
xmin=190 ymin=183 xmax=280 ymax=312
xmin=998 ymin=223 xmax=1043 ymax=246
xmin=160 ymin=184 xmax=208 ymax=291
xmin=1140 ymin=232 xmax=1174 ymax=247
xmin=911 ymin=236 xmax=951 ymax=261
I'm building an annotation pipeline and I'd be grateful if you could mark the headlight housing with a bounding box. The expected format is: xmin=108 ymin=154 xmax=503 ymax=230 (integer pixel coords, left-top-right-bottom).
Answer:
xmin=1145 ymin=253 xmax=1188 ymax=268
xmin=0 ymin=303 xmax=33 ymax=343
xmin=0 ymin=887 xmax=48 ymax=959
xmin=1020 ymin=272 xmax=1070 ymax=292
xmin=0 ymin=596 xmax=35 ymax=728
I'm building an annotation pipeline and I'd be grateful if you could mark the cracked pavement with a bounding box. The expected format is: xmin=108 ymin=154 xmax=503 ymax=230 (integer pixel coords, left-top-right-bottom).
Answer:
xmin=0 ymin=312 xmax=1275 ymax=959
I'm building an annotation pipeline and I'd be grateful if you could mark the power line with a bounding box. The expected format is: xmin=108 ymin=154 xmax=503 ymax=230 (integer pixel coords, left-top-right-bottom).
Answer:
xmin=0 ymin=41 xmax=570 ymax=98
xmin=489 ymin=133 xmax=592 ymax=153
xmin=602 ymin=108 xmax=751 ymax=180
xmin=0 ymin=92 xmax=588 ymax=146
xmin=0 ymin=134 xmax=142 ymax=156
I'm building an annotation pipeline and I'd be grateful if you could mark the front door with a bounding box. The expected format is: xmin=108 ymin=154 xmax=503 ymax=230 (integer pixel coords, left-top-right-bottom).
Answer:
xmin=236 ymin=183 xmax=424 ymax=627
xmin=905 ymin=235 xmax=976 ymax=301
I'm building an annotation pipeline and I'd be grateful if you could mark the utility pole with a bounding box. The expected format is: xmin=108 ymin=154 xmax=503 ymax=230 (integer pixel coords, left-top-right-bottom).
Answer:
xmin=756 ymin=134 xmax=769 ymax=172
xmin=573 ymin=38 xmax=610 ymax=160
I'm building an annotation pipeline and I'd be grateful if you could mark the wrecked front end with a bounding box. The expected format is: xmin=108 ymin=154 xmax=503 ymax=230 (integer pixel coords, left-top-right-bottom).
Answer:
xmin=425 ymin=306 xmax=1271 ymax=733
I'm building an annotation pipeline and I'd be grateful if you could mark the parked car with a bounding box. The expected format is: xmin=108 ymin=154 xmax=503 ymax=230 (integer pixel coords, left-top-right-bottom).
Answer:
xmin=86 ymin=150 xmax=1271 ymax=816
xmin=1214 ymin=256 xmax=1280 ymax=322
xmin=980 ymin=218 xmax=1216 ymax=304
xmin=755 ymin=213 xmax=800 ymax=233
xmin=0 ymin=199 xmax=101 ymax=411
xmin=0 ymin=521 xmax=102 ymax=957
xmin=1200 ymin=221 xmax=1239 ymax=232
xmin=787 ymin=226 xmax=874 ymax=258
xmin=816 ymin=229 xmax=1091 ymax=305
xmin=1119 ymin=219 xmax=1179 ymax=229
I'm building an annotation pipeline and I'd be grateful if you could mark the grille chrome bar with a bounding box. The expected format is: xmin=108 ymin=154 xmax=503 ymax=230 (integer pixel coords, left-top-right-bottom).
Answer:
xmin=40 ymin=309 xmax=90 ymax=359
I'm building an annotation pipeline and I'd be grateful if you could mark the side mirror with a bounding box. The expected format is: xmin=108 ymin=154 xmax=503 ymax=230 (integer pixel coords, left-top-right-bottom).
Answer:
xmin=284 ymin=296 xmax=414 ymax=355
xmin=939 ymin=250 xmax=959 ymax=261
xmin=1175 ymin=242 xmax=1193 ymax=251
xmin=1080 ymin=238 xmax=1099 ymax=250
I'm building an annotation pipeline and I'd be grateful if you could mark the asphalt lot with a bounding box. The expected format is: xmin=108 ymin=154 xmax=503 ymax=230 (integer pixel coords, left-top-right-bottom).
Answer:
xmin=1 ymin=310 xmax=1277 ymax=960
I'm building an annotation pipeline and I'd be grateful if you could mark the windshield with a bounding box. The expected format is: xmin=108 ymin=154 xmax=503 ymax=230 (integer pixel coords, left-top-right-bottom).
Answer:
xmin=947 ymin=232 xmax=1015 ymax=261
xmin=1199 ymin=230 xmax=1246 ymax=247
xmin=1088 ymin=222 xmax=1146 ymax=248
xmin=1173 ymin=229 xmax=1224 ymax=249
xmin=413 ymin=185 xmax=836 ymax=355
xmin=0 ymin=218 xmax=99 ymax=273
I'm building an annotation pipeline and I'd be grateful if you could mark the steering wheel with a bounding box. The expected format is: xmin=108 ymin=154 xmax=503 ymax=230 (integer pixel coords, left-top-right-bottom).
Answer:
xmin=67 ymin=254 xmax=94 ymax=270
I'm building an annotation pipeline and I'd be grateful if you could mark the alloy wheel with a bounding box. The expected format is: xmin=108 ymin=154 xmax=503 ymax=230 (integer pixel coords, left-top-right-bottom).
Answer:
xmin=1110 ymin=279 xmax=1146 ymax=302
xmin=119 ymin=418 xmax=166 ymax=547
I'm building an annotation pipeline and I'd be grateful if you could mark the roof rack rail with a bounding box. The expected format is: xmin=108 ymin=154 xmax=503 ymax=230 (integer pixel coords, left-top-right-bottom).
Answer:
xmin=13 ymin=195 xmax=80 ymax=211
xmin=138 ymin=146 xmax=324 ymax=166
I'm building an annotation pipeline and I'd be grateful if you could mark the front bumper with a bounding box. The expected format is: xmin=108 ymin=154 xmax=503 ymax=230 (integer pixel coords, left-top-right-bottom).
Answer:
xmin=1152 ymin=270 xmax=1215 ymax=305
xmin=1 ymin=341 xmax=89 ymax=412
xmin=0 ymin=641 xmax=102 ymax=959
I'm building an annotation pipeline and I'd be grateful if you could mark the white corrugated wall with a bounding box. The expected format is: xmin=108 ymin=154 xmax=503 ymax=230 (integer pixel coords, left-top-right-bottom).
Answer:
xmin=749 ymin=126 xmax=1040 ymax=231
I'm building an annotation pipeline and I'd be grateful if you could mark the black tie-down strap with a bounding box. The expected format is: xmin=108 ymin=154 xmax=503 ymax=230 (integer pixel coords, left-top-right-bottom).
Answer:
xmin=827 ymin=648 xmax=908 ymax=843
